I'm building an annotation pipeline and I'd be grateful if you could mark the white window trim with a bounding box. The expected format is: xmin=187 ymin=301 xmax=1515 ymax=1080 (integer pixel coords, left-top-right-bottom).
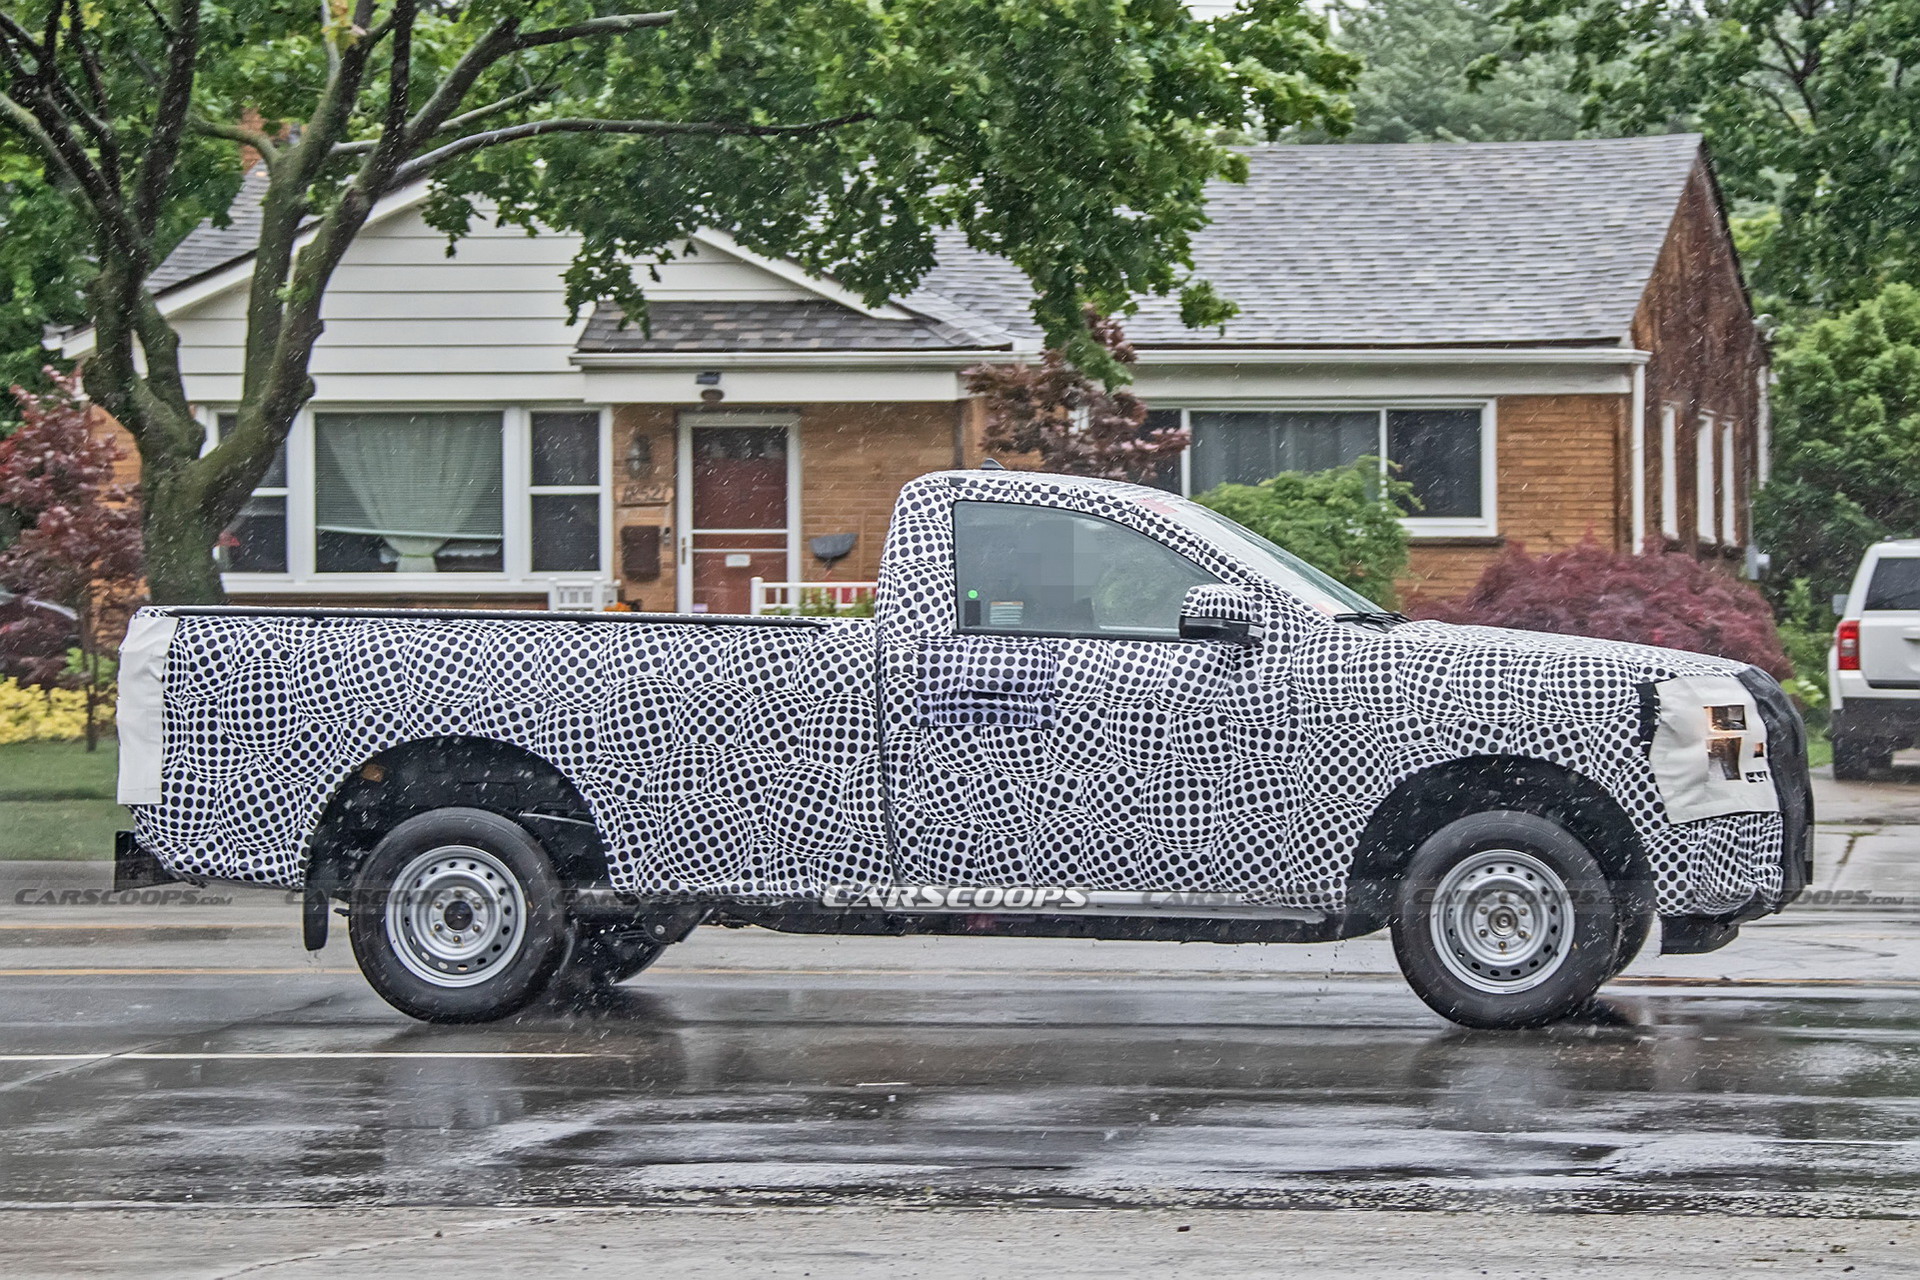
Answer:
xmin=204 ymin=402 xmax=612 ymax=595
xmin=1630 ymin=365 xmax=1647 ymax=553
xmin=1660 ymin=404 xmax=1679 ymax=541
xmin=1696 ymin=413 xmax=1717 ymax=544
xmin=1720 ymin=418 xmax=1737 ymax=546
xmin=527 ymin=407 xmax=615 ymax=578
xmin=1167 ymin=401 xmax=1499 ymax=539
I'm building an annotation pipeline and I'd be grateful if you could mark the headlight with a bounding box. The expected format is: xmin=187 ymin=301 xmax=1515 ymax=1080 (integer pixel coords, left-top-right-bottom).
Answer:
xmin=1649 ymin=677 xmax=1779 ymax=823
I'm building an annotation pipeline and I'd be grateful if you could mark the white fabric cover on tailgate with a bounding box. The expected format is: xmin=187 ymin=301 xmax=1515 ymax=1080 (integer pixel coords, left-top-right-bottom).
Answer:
xmin=116 ymin=611 xmax=177 ymax=805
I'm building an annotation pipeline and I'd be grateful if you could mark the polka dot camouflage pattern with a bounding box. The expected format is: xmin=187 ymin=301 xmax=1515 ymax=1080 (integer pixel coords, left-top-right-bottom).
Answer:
xmin=875 ymin=471 xmax=1788 ymax=918
xmin=136 ymin=614 xmax=892 ymax=898
xmin=130 ymin=469 xmax=1791 ymax=920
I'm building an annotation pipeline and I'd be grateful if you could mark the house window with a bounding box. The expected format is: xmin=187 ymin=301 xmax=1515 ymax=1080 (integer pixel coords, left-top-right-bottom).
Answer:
xmin=1695 ymin=415 xmax=1717 ymax=544
xmin=211 ymin=413 xmax=288 ymax=574
xmin=1176 ymin=405 xmax=1490 ymax=531
xmin=315 ymin=411 xmax=504 ymax=573
xmin=530 ymin=410 xmax=602 ymax=572
xmin=1720 ymin=420 xmax=1737 ymax=545
xmin=1660 ymin=404 xmax=1679 ymax=541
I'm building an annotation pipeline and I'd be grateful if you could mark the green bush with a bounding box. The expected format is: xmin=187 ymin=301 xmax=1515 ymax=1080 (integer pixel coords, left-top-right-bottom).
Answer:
xmin=1193 ymin=458 xmax=1411 ymax=606
xmin=1773 ymin=578 xmax=1835 ymax=731
xmin=1757 ymin=283 xmax=1920 ymax=607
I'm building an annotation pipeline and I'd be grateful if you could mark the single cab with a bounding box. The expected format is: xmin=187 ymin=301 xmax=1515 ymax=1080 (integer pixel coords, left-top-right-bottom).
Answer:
xmin=116 ymin=469 xmax=1811 ymax=1029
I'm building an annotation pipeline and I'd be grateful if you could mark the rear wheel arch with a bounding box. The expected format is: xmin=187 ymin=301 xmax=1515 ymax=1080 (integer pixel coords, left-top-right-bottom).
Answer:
xmin=304 ymin=736 xmax=609 ymax=897
xmin=1348 ymin=756 xmax=1652 ymax=924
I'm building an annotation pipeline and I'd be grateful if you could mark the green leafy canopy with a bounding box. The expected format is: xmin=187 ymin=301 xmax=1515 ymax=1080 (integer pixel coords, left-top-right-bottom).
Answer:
xmin=0 ymin=0 xmax=1356 ymax=601
xmin=1490 ymin=0 xmax=1920 ymax=314
xmin=1756 ymin=282 xmax=1920 ymax=602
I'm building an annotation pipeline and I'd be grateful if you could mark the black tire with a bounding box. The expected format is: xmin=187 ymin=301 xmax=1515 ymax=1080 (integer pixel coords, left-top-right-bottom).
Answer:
xmin=347 ymin=807 xmax=575 ymax=1023
xmin=1832 ymin=729 xmax=1892 ymax=781
xmin=1609 ymin=902 xmax=1656 ymax=979
xmin=1390 ymin=810 xmax=1620 ymax=1030
xmin=558 ymin=924 xmax=667 ymax=991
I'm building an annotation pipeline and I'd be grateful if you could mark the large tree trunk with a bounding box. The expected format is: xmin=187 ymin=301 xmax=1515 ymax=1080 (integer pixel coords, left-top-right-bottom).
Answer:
xmin=140 ymin=457 xmax=228 ymax=606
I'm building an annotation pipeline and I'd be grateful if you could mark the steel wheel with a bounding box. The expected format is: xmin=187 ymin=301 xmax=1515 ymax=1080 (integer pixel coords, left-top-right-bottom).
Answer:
xmin=1428 ymin=848 xmax=1570 ymax=995
xmin=383 ymin=845 xmax=529 ymax=988
xmin=1390 ymin=809 xmax=1620 ymax=1030
xmin=348 ymin=808 xmax=575 ymax=1023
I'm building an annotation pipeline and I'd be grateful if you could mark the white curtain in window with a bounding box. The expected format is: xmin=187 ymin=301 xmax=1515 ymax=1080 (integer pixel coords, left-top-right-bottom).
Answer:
xmin=315 ymin=412 xmax=503 ymax=571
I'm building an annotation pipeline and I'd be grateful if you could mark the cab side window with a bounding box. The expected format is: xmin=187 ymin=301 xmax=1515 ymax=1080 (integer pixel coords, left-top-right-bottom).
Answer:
xmin=953 ymin=500 xmax=1217 ymax=639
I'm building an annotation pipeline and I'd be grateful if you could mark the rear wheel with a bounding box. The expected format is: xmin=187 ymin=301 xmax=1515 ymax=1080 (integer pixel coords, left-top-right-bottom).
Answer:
xmin=1832 ymin=728 xmax=1893 ymax=781
xmin=348 ymin=808 xmax=575 ymax=1023
xmin=1391 ymin=811 xmax=1620 ymax=1030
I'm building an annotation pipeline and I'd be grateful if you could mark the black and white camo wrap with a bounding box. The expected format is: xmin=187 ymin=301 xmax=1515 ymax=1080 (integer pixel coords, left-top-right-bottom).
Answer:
xmin=131 ymin=470 xmax=1786 ymax=917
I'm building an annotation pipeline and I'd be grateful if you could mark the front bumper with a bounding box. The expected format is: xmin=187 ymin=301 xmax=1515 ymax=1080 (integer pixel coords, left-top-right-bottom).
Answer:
xmin=1660 ymin=669 xmax=1813 ymax=956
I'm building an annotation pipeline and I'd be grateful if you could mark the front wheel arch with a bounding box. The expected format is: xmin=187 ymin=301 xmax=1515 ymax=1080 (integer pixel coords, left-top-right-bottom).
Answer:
xmin=1347 ymin=756 xmax=1653 ymax=928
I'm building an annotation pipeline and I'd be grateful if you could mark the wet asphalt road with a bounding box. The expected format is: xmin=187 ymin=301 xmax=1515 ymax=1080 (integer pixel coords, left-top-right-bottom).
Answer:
xmin=10 ymin=781 xmax=1920 ymax=1273
xmin=8 ymin=888 xmax=1920 ymax=1217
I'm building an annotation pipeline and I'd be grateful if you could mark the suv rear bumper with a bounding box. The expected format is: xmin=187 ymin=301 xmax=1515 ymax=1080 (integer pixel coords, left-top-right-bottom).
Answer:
xmin=1832 ymin=697 xmax=1920 ymax=743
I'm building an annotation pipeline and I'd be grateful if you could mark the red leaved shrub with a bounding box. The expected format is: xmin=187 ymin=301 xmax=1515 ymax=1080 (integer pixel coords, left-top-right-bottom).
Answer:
xmin=1408 ymin=541 xmax=1791 ymax=680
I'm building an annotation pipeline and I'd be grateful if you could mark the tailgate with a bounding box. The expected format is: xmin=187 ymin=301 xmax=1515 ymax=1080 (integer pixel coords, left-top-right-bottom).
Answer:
xmin=1860 ymin=556 xmax=1920 ymax=688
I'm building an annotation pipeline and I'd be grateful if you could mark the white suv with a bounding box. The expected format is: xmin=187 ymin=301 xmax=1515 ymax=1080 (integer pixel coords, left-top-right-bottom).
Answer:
xmin=1830 ymin=539 xmax=1920 ymax=778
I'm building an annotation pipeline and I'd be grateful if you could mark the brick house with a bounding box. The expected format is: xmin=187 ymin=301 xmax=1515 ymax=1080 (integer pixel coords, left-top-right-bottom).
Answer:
xmin=56 ymin=133 xmax=1765 ymax=612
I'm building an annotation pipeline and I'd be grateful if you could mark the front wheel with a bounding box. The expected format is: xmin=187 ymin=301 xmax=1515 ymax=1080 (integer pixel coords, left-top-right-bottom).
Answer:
xmin=347 ymin=808 xmax=575 ymax=1023
xmin=1390 ymin=811 xmax=1620 ymax=1030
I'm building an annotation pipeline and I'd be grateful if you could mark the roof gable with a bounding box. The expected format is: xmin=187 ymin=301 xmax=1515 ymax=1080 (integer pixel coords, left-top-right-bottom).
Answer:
xmin=131 ymin=133 xmax=1716 ymax=359
xmin=922 ymin=134 xmax=1708 ymax=349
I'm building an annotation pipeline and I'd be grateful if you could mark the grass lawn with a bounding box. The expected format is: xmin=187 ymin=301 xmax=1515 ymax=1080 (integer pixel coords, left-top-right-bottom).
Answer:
xmin=0 ymin=740 xmax=127 ymax=860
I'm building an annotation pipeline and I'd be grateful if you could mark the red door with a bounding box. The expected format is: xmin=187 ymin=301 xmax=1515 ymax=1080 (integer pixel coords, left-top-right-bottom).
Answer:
xmin=687 ymin=425 xmax=789 ymax=614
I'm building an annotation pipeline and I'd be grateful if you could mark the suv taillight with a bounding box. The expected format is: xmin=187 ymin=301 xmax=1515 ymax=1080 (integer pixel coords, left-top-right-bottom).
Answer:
xmin=1837 ymin=619 xmax=1862 ymax=671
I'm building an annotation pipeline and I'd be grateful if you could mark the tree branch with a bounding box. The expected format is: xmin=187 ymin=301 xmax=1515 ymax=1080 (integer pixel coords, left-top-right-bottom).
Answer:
xmin=331 ymin=83 xmax=554 ymax=155
xmin=390 ymin=112 xmax=874 ymax=189
xmin=135 ymin=0 xmax=202 ymax=235
xmin=380 ymin=0 xmax=418 ymax=145
xmin=396 ymin=19 xmax=523 ymax=151
xmin=514 ymin=11 xmax=677 ymax=50
xmin=188 ymin=115 xmax=281 ymax=164
xmin=0 ymin=90 xmax=79 ymax=183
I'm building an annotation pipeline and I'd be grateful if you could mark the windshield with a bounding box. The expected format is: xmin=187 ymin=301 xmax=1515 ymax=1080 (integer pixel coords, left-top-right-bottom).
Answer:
xmin=1127 ymin=491 xmax=1382 ymax=617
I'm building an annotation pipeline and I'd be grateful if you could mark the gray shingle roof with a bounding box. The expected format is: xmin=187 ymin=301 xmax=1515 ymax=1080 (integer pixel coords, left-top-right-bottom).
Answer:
xmin=146 ymin=166 xmax=271 ymax=293
xmin=147 ymin=134 xmax=1710 ymax=351
xmin=921 ymin=134 xmax=1707 ymax=348
xmin=577 ymin=299 xmax=1009 ymax=352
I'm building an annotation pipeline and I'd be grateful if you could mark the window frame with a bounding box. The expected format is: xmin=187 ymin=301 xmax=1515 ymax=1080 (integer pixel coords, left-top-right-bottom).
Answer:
xmin=1163 ymin=400 xmax=1499 ymax=539
xmin=205 ymin=411 xmax=290 ymax=575
xmin=1696 ymin=413 xmax=1718 ymax=544
xmin=199 ymin=403 xmax=612 ymax=594
xmin=950 ymin=499 xmax=1220 ymax=643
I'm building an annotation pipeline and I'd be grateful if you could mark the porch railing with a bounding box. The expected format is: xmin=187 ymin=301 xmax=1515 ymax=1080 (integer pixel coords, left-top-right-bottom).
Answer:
xmin=749 ymin=578 xmax=878 ymax=616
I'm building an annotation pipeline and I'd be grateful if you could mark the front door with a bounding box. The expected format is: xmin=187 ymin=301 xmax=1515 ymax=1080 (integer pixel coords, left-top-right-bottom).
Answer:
xmin=883 ymin=498 xmax=1231 ymax=889
xmin=676 ymin=417 xmax=794 ymax=614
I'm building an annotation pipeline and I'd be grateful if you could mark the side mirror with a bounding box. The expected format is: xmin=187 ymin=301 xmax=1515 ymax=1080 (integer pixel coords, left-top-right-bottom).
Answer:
xmin=1179 ymin=584 xmax=1262 ymax=648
